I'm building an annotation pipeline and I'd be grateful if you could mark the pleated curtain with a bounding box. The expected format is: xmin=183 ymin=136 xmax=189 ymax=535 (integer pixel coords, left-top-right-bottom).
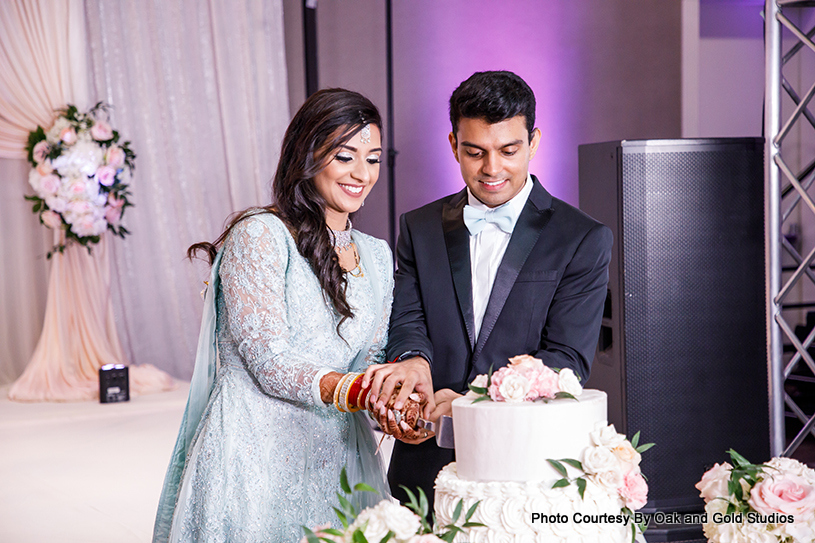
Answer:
xmin=0 ymin=0 xmax=290 ymax=389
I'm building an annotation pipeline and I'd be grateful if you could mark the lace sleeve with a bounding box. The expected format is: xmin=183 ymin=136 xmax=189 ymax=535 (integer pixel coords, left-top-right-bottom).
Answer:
xmin=363 ymin=238 xmax=394 ymax=366
xmin=218 ymin=215 xmax=323 ymax=406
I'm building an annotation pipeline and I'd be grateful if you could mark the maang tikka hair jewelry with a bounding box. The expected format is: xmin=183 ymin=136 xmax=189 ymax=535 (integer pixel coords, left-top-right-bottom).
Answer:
xmin=359 ymin=123 xmax=371 ymax=144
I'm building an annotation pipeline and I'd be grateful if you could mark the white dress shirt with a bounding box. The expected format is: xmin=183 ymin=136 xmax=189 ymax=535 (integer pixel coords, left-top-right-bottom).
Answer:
xmin=468 ymin=174 xmax=534 ymax=339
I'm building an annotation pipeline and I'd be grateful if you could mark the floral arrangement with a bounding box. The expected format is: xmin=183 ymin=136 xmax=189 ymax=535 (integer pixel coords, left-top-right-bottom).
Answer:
xmin=466 ymin=354 xmax=583 ymax=403
xmin=302 ymin=468 xmax=482 ymax=543
xmin=547 ymin=423 xmax=654 ymax=543
xmin=25 ymin=102 xmax=135 ymax=257
xmin=695 ymin=450 xmax=815 ymax=542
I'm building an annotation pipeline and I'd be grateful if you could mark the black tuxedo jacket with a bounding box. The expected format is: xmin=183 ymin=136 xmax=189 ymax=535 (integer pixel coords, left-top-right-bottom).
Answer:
xmin=385 ymin=176 xmax=613 ymax=509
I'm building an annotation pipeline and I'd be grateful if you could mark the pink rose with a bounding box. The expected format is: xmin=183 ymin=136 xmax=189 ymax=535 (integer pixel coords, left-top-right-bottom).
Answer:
xmin=529 ymin=366 xmax=560 ymax=399
xmin=39 ymin=174 xmax=61 ymax=196
xmin=104 ymin=204 xmax=123 ymax=226
xmin=749 ymin=473 xmax=815 ymax=518
xmin=95 ymin=165 xmax=117 ymax=186
xmin=105 ymin=145 xmax=125 ymax=168
xmin=68 ymin=178 xmax=88 ymax=196
xmin=488 ymin=368 xmax=506 ymax=401
xmin=619 ymin=470 xmax=648 ymax=510
xmin=91 ymin=120 xmax=113 ymax=141
xmin=59 ymin=126 xmax=77 ymax=145
xmin=32 ymin=140 xmax=50 ymax=163
xmin=40 ymin=210 xmax=63 ymax=229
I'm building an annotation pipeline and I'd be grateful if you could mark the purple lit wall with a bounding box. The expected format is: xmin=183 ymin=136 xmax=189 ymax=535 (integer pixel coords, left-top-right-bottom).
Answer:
xmin=288 ymin=0 xmax=682 ymax=242
xmin=389 ymin=1 xmax=681 ymax=218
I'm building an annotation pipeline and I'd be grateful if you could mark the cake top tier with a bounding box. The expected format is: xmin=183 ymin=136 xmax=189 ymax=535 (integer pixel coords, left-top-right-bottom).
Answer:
xmin=451 ymin=389 xmax=608 ymax=482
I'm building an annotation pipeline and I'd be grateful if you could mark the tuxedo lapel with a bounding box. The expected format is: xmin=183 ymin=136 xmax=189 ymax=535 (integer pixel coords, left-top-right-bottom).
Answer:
xmin=443 ymin=189 xmax=476 ymax=350
xmin=473 ymin=179 xmax=554 ymax=362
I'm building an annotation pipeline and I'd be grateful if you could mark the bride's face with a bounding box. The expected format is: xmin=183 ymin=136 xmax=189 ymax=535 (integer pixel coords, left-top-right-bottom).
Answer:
xmin=314 ymin=124 xmax=382 ymax=230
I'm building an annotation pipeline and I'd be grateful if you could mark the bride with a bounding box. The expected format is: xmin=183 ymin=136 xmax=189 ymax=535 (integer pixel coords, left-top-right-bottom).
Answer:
xmin=152 ymin=89 xmax=412 ymax=542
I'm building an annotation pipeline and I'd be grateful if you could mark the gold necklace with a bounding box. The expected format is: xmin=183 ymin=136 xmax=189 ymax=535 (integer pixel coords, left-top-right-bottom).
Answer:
xmin=348 ymin=245 xmax=364 ymax=278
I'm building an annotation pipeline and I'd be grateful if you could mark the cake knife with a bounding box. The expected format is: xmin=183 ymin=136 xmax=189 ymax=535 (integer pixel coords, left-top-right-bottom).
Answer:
xmin=416 ymin=415 xmax=455 ymax=449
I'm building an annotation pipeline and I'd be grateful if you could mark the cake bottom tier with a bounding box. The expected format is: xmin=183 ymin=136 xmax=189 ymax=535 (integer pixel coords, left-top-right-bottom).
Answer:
xmin=434 ymin=463 xmax=640 ymax=543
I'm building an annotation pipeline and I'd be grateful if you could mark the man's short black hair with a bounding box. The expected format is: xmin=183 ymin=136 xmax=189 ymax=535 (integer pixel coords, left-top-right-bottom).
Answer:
xmin=449 ymin=71 xmax=536 ymax=142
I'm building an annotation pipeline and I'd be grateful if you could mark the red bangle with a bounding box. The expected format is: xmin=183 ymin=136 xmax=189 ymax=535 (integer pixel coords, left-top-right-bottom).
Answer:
xmin=346 ymin=375 xmax=364 ymax=412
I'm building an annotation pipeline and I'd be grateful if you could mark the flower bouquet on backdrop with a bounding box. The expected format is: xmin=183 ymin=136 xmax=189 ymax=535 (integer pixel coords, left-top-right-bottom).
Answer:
xmin=302 ymin=468 xmax=483 ymax=543
xmin=25 ymin=102 xmax=135 ymax=257
xmin=465 ymin=354 xmax=583 ymax=403
xmin=695 ymin=450 xmax=815 ymax=542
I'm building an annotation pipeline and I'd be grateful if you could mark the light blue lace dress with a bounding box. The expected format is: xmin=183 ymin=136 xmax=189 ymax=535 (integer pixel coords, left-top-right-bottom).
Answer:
xmin=152 ymin=213 xmax=393 ymax=543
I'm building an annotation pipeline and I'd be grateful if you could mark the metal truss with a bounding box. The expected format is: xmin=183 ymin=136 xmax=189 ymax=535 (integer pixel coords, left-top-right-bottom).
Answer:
xmin=766 ymin=0 xmax=815 ymax=457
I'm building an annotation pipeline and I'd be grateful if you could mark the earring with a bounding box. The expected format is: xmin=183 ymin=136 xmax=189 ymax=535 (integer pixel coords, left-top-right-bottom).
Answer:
xmin=361 ymin=200 xmax=365 ymax=207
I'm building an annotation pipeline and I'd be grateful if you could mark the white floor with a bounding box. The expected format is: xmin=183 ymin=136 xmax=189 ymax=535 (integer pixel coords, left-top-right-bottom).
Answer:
xmin=0 ymin=383 xmax=396 ymax=543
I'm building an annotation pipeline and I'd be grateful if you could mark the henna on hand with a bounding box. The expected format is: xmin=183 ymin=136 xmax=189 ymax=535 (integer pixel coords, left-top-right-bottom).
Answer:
xmin=319 ymin=372 xmax=343 ymax=405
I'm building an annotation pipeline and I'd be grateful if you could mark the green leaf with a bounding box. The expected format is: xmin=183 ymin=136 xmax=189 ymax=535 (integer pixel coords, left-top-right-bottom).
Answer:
xmin=471 ymin=395 xmax=492 ymax=403
xmin=552 ymin=478 xmax=570 ymax=489
xmin=630 ymin=431 xmax=641 ymax=449
xmin=635 ymin=442 xmax=655 ymax=454
xmin=576 ymin=477 xmax=587 ymax=499
xmin=462 ymin=521 xmax=486 ymax=528
xmin=337 ymin=493 xmax=356 ymax=518
xmin=554 ymin=391 xmax=577 ymax=401
xmin=547 ymin=459 xmax=568 ymax=478
xmin=302 ymin=526 xmax=321 ymax=543
xmin=560 ymin=458 xmax=583 ymax=471
xmin=340 ymin=467 xmax=352 ymax=494
xmin=440 ymin=532 xmax=456 ymax=543
xmin=452 ymin=499 xmax=463 ymax=523
xmin=332 ymin=506 xmax=349 ymax=529
xmin=322 ymin=528 xmax=344 ymax=536
xmin=377 ymin=530 xmax=394 ymax=543
xmin=727 ymin=449 xmax=751 ymax=468
xmin=465 ymin=500 xmax=480 ymax=522
xmin=352 ymin=529 xmax=369 ymax=543
xmin=353 ymin=482 xmax=377 ymax=494
xmin=468 ymin=384 xmax=488 ymax=395
xmin=418 ymin=487 xmax=429 ymax=518
xmin=400 ymin=485 xmax=419 ymax=510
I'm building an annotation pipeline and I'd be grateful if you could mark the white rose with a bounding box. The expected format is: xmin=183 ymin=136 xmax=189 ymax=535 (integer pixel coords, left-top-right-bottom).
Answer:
xmin=45 ymin=196 xmax=68 ymax=213
xmin=498 ymin=372 xmax=530 ymax=403
xmin=695 ymin=462 xmax=732 ymax=502
xmin=610 ymin=441 xmax=641 ymax=472
xmin=590 ymin=423 xmax=626 ymax=448
xmin=557 ymin=368 xmax=583 ymax=396
xmin=348 ymin=500 xmax=420 ymax=542
xmin=739 ymin=522 xmax=781 ymax=543
xmin=466 ymin=374 xmax=489 ymax=399
xmin=582 ymin=446 xmax=621 ymax=475
xmin=766 ymin=456 xmax=815 ymax=483
xmin=590 ymin=468 xmax=624 ymax=492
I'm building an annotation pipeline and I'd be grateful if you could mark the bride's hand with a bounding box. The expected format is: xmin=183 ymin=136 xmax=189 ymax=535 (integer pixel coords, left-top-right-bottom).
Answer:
xmin=371 ymin=390 xmax=431 ymax=443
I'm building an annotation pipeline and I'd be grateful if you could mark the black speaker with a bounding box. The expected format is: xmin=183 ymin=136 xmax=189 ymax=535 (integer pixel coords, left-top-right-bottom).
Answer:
xmin=579 ymin=139 xmax=769 ymax=542
xmin=99 ymin=364 xmax=130 ymax=403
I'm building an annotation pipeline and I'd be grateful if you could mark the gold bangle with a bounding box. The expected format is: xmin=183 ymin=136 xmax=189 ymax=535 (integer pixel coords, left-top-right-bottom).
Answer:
xmin=334 ymin=373 xmax=349 ymax=412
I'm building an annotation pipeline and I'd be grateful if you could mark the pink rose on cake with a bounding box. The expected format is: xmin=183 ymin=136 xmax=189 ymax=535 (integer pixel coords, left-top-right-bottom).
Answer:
xmin=473 ymin=354 xmax=583 ymax=403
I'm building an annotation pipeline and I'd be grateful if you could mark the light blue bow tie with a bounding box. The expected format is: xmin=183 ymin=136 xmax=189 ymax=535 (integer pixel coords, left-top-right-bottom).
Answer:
xmin=463 ymin=204 xmax=517 ymax=235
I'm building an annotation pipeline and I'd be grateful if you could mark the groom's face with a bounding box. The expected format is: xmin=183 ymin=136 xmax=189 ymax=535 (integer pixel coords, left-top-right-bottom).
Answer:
xmin=449 ymin=115 xmax=540 ymax=208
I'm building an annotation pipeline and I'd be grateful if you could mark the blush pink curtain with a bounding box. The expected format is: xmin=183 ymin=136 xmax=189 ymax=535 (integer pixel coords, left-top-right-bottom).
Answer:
xmin=1 ymin=0 xmax=175 ymax=400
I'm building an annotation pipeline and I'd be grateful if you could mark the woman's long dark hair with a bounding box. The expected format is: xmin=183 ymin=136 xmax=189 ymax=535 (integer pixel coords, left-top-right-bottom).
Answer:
xmin=189 ymin=88 xmax=382 ymax=327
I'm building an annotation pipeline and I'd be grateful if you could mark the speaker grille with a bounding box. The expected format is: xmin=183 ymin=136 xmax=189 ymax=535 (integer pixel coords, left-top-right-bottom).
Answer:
xmin=620 ymin=142 xmax=768 ymax=508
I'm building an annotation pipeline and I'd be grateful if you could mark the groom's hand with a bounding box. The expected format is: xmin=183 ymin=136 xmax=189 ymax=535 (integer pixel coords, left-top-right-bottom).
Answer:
xmin=362 ymin=357 xmax=436 ymax=418
xmin=428 ymin=388 xmax=462 ymax=421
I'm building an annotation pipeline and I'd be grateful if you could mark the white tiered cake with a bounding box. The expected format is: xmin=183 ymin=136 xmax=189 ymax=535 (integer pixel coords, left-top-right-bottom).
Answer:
xmin=434 ymin=374 xmax=648 ymax=543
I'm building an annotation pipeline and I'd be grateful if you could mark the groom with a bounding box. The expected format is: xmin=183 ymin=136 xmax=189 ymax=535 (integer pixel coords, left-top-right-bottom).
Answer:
xmin=365 ymin=70 xmax=612 ymax=510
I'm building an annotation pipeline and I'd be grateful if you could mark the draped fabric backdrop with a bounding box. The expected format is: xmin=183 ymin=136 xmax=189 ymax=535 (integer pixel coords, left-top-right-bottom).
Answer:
xmin=0 ymin=0 xmax=290 ymax=384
